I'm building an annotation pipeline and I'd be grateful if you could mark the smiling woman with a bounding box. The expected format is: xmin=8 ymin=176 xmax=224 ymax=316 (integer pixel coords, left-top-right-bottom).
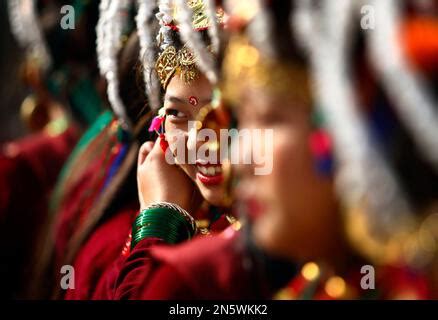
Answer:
xmin=136 ymin=0 xmax=234 ymax=220
xmin=89 ymin=0 xmax=243 ymax=300
xmin=162 ymin=72 xmax=229 ymax=205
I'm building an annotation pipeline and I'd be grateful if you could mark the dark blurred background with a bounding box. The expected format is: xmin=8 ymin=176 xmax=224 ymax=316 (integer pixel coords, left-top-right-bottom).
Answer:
xmin=0 ymin=2 xmax=28 ymax=143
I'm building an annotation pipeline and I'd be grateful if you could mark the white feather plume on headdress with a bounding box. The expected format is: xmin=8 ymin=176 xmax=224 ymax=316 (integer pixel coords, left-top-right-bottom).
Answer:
xmin=292 ymin=0 xmax=415 ymax=258
xmin=97 ymin=0 xmax=133 ymax=130
xmin=368 ymin=0 xmax=438 ymax=172
xmin=136 ymin=0 xmax=161 ymax=111
xmin=204 ymin=0 xmax=220 ymax=54
xmin=156 ymin=0 xmax=174 ymax=51
xmin=174 ymin=0 xmax=218 ymax=84
xmin=7 ymin=0 xmax=52 ymax=72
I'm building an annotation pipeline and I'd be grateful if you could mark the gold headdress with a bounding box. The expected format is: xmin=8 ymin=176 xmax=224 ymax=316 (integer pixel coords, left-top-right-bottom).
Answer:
xmin=223 ymin=35 xmax=311 ymax=107
xmin=155 ymin=0 xmax=224 ymax=89
xmin=178 ymin=0 xmax=218 ymax=29
xmin=156 ymin=44 xmax=199 ymax=89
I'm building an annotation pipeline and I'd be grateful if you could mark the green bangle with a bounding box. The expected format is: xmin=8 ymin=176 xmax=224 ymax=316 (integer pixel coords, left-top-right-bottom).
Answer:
xmin=145 ymin=202 xmax=197 ymax=231
xmin=131 ymin=203 xmax=197 ymax=249
xmin=132 ymin=228 xmax=178 ymax=246
xmin=131 ymin=223 xmax=187 ymax=248
xmin=133 ymin=213 xmax=186 ymax=237
xmin=133 ymin=207 xmax=192 ymax=232
xmin=133 ymin=207 xmax=188 ymax=230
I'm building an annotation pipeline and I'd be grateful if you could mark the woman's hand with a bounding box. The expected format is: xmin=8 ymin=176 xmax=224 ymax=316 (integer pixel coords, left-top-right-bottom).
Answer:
xmin=137 ymin=137 xmax=200 ymax=212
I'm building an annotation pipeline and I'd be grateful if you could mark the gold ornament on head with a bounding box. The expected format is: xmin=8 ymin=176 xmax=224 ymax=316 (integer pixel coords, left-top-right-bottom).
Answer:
xmin=173 ymin=0 xmax=224 ymax=30
xmin=222 ymin=35 xmax=311 ymax=107
xmin=187 ymin=0 xmax=210 ymax=29
xmin=155 ymin=0 xmax=223 ymax=89
xmin=155 ymin=45 xmax=199 ymax=89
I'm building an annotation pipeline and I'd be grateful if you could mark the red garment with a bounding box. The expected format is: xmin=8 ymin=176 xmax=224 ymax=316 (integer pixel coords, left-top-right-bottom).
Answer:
xmin=53 ymin=127 xmax=118 ymax=267
xmin=102 ymin=229 xmax=272 ymax=300
xmin=98 ymin=227 xmax=432 ymax=300
xmin=377 ymin=265 xmax=430 ymax=299
xmin=50 ymin=121 xmax=236 ymax=300
xmin=48 ymin=131 xmax=139 ymax=299
xmin=53 ymin=150 xmax=117 ymax=267
xmin=63 ymin=212 xmax=237 ymax=299
xmin=0 ymin=126 xmax=79 ymax=298
xmin=64 ymin=204 xmax=137 ymax=300
xmin=57 ymin=186 xmax=235 ymax=299
xmin=0 ymin=126 xmax=78 ymax=218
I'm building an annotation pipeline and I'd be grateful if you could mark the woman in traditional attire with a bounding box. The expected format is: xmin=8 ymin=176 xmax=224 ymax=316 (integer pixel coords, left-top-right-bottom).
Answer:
xmin=33 ymin=0 xmax=237 ymax=299
xmin=30 ymin=1 xmax=151 ymax=296
xmin=109 ymin=0 xmax=438 ymax=299
xmin=0 ymin=0 xmax=104 ymax=299
xmin=92 ymin=0 xmax=242 ymax=299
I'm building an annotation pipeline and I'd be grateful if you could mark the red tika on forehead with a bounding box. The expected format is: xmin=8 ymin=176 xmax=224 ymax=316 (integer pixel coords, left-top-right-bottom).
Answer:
xmin=189 ymin=96 xmax=199 ymax=106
